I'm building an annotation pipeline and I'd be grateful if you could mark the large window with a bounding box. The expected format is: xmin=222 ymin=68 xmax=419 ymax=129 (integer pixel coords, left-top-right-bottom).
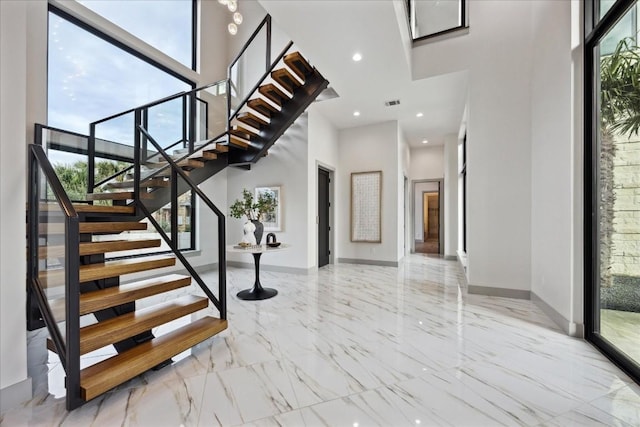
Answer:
xmin=407 ymin=0 xmax=466 ymax=41
xmin=47 ymin=6 xmax=197 ymax=253
xmin=48 ymin=9 xmax=192 ymax=136
xmin=585 ymin=0 xmax=640 ymax=384
xmin=77 ymin=0 xmax=195 ymax=69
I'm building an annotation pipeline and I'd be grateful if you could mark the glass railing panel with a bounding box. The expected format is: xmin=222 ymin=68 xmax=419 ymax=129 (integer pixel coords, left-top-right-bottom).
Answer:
xmin=36 ymin=165 xmax=69 ymax=332
xmin=195 ymin=82 xmax=228 ymax=140
xmin=229 ymin=24 xmax=268 ymax=116
xmin=177 ymin=189 xmax=194 ymax=250
xmin=39 ymin=126 xmax=89 ymax=202
xmin=146 ymin=97 xmax=185 ymax=149
xmin=410 ymin=0 xmax=464 ymax=40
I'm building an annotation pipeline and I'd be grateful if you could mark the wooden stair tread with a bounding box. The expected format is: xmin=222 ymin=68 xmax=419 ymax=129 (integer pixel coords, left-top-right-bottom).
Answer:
xmin=46 ymin=274 xmax=191 ymax=326
xmin=39 ymin=239 xmax=161 ymax=258
xmin=82 ymin=222 xmax=147 ymax=234
xmin=238 ymin=111 xmax=269 ymax=127
xmin=39 ymin=203 xmax=135 ymax=215
xmin=272 ymin=68 xmax=302 ymax=91
xmin=75 ymin=295 xmax=209 ymax=355
xmin=105 ymin=178 xmax=169 ymax=190
xmin=85 ymin=192 xmax=153 ymax=201
xmin=177 ymin=158 xmax=205 ymax=169
xmin=258 ymin=85 xmax=284 ymax=106
xmin=212 ymin=144 xmax=229 ymax=153
xmin=231 ymin=123 xmax=259 ymax=137
xmin=229 ymin=135 xmax=250 ymax=150
xmin=80 ymin=256 xmax=176 ymax=283
xmin=80 ymin=316 xmax=227 ymax=401
xmin=79 ymin=274 xmax=192 ymax=315
xmin=39 ymin=221 xmax=147 ymax=235
xmin=284 ymin=51 xmax=313 ymax=80
xmin=259 ymin=84 xmax=290 ymax=104
xmin=248 ymin=98 xmax=277 ymax=116
xmin=39 ymin=255 xmax=176 ymax=288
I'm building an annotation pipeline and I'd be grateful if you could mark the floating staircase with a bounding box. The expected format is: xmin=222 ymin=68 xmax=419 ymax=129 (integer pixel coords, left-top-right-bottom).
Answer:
xmin=34 ymin=201 xmax=227 ymax=403
xmin=29 ymin=17 xmax=328 ymax=410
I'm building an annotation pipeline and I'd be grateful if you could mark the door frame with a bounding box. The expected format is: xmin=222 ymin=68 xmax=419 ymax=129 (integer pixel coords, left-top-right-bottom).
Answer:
xmin=316 ymin=162 xmax=335 ymax=266
xmin=411 ymin=178 xmax=444 ymax=254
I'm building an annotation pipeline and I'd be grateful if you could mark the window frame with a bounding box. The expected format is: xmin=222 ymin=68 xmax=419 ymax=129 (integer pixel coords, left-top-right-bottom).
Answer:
xmin=406 ymin=0 xmax=468 ymax=43
xmin=47 ymin=3 xmax=199 ymax=254
xmin=584 ymin=0 xmax=640 ymax=384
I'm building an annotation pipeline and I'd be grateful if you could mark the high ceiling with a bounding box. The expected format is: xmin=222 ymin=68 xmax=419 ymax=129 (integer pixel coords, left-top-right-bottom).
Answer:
xmin=258 ymin=0 xmax=468 ymax=148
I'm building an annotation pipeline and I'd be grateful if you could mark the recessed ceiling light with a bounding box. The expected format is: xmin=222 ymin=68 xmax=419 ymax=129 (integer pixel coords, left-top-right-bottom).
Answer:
xmin=416 ymin=112 xmax=423 ymax=118
xmin=353 ymin=111 xmax=360 ymax=117
xmin=352 ymin=53 xmax=362 ymax=62
xmin=422 ymin=139 xmax=428 ymax=144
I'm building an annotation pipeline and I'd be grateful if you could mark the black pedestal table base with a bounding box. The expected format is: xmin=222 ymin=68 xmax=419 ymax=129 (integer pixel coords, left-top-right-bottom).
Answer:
xmin=236 ymin=252 xmax=278 ymax=300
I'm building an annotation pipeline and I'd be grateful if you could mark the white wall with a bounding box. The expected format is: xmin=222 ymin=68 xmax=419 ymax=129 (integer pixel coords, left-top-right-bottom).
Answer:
xmin=398 ymin=129 xmax=411 ymax=259
xmin=1 ymin=0 xmax=29 ymax=397
xmin=443 ymin=133 xmax=459 ymax=257
xmin=338 ymin=121 xmax=400 ymax=264
xmin=227 ymin=115 xmax=310 ymax=269
xmin=412 ymin=0 xmax=533 ymax=293
xmin=409 ymin=145 xmax=444 ymax=181
xmin=530 ymin=0 xmax=582 ymax=333
xmin=199 ymin=0 xmax=231 ymax=83
xmin=307 ymin=106 xmax=339 ymax=267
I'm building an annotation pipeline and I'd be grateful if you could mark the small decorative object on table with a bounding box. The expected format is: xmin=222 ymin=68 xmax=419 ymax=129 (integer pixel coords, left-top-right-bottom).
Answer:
xmin=266 ymin=232 xmax=281 ymax=248
xmin=229 ymin=188 xmax=278 ymax=244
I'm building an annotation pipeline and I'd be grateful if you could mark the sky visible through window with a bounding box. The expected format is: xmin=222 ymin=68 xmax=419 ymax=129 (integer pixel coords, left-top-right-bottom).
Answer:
xmin=48 ymin=12 xmax=191 ymax=147
xmin=77 ymin=0 xmax=193 ymax=68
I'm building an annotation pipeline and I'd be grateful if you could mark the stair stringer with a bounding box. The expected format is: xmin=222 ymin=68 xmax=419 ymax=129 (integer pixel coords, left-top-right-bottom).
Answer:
xmin=229 ymin=68 xmax=329 ymax=165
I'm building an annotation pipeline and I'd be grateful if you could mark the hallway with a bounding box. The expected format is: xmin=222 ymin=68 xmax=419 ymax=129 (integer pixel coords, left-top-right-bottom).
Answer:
xmin=2 ymin=255 xmax=639 ymax=426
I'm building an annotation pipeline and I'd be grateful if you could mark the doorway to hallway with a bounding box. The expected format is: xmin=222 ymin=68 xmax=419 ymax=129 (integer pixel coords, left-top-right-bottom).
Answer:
xmin=412 ymin=179 xmax=443 ymax=255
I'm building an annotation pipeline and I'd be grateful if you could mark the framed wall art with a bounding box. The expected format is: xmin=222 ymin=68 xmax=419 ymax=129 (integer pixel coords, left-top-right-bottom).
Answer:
xmin=350 ymin=171 xmax=382 ymax=242
xmin=255 ymin=186 xmax=281 ymax=231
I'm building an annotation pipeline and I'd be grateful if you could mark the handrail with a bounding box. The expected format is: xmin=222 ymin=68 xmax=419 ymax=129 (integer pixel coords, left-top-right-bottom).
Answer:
xmin=227 ymin=14 xmax=273 ymax=120
xmin=91 ymin=79 xmax=227 ymax=127
xmin=92 ymin=139 xmax=183 ymax=189
xmin=229 ymin=40 xmax=294 ymax=122
xmin=137 ymin=126 xmax=226 ymax=318
xmin=27 ymin=142 xmax=82 ymax=409
xmin=229 ymin=14 xmax=271 ymax=72
xmin=132 ymin=132 xmax=227 ymax=185
xmin=30 ymin=144 xmax=79 ymax=219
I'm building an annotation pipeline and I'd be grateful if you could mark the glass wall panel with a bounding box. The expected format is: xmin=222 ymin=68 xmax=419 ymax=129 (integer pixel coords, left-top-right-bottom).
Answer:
xmin=48 ymin=11 xmax=190 ymax=137
xmin=76 ymin=0 xmax=194 ymax=68
xmin=594 ymin=0 xmax=640 ymax=371
xmin=410 ymin=0 xmax=463 ymax=40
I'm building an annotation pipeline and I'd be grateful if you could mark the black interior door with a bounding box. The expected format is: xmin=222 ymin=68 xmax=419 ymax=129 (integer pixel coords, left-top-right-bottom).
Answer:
xmin=318 ymin=168 xmax=330 ymax=267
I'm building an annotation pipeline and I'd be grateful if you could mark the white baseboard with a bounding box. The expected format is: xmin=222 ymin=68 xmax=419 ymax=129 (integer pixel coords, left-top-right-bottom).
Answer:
xmin=531 ymin=291 xmax=584 ymax=337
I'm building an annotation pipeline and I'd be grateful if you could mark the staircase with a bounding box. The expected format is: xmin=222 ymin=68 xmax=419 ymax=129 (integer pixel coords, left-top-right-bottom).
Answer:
xmin=28 ymin=14 xmax=328 ymax=411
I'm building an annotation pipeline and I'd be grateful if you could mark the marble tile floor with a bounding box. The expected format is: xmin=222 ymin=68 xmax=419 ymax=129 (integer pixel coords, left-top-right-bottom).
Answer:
xmin=601 ymin=309 xmax=640 ymax=364
xmin=2 ymin=255 xmax=639 ymax=426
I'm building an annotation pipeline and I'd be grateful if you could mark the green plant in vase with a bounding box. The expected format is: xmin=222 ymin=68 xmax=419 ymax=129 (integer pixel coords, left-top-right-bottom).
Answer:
xmin=229 ymin=189 xmax=277 ymax=244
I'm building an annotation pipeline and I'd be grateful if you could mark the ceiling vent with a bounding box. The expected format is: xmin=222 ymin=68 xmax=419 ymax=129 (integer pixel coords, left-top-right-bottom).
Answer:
xmin=385 ymin=99 xmax=401 ymax=107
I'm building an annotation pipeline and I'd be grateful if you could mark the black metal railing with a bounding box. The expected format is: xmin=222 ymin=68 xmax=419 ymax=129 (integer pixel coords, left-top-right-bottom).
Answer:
xmin=138 ymin=126 xmax=226 ymax=318
xmin=27 ymin=143 xmax=82 ymax=410
xmin=227 ymin=14 xmax=272 ymax=119
xmin=226 ymin=14 xmax=299 ymax=124
xmin=88 ymin=79 xmax=227 ymax=194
